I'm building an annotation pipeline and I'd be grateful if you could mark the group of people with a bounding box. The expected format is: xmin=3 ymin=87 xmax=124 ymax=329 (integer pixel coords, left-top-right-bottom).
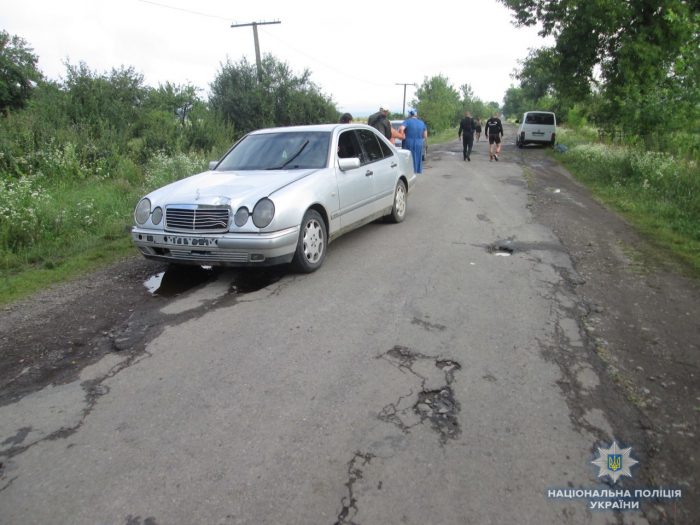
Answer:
xmin=458 ymin=111 xmax=503 ymax=162
xmin=338 ymin=105 xmax=504 ymax=173
xmin=339 ymin=103 xmax=428 ymax=174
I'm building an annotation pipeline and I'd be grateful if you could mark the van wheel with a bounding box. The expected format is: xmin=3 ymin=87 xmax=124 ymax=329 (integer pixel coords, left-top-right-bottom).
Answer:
xmin=517 ymin=137 xmax=523 ymax=149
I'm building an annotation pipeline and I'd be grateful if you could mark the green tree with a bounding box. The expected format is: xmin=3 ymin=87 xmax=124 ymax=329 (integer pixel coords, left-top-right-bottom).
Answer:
xmin=412 ymin=74 xmax=461 ymax=133
xmin=209 ymin=55 xmax=337 ymax=134
xmin=499 ymin=0 xmax=700 ymax=132
xmin=0 ymin=30 xmax=42 ymax=113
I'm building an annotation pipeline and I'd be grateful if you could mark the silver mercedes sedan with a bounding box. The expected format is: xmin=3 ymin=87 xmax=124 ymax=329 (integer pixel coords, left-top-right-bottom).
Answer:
xmin=131 ymin=124 xmax=417 ymax=272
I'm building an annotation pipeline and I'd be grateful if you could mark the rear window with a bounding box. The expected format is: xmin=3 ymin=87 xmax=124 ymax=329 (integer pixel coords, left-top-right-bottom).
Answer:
xmin=524 ymin=113 xmax=555 ymax=125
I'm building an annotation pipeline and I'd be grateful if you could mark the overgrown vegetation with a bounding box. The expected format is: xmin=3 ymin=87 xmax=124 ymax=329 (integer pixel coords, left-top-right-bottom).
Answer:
xmin=0 ymin=32 xmax=339 ymax=305
xmin=554 ymin=127 xmax=700 ymax=274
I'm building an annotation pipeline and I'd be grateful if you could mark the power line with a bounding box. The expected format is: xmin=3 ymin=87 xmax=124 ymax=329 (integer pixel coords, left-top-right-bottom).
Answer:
xmin=138 ymin=0 xmax=235 ymax=22
xmin=139 ymin=1 xmax=396 ymax=92
xmin=259 ymin=27 xmax=394 ymax=89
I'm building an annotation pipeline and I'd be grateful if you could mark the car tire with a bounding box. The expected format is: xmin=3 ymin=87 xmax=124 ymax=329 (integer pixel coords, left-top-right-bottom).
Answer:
xmin=517 ymin=136 xmax=524 ymax=149
xmin=384 ymin=180 xmax=407 ymax=224
xmin=291 ymin=209 xmax=326 ymax=273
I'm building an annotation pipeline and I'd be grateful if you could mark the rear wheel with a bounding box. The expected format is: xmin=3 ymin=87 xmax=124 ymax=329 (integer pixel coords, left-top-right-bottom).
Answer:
xmin=291 ymin=210 xmax=326 ymax=273
xmin=384 ymin=180 xmax=407 ymax=223
xmin=517 ymin=136 xmax=524 ymax=148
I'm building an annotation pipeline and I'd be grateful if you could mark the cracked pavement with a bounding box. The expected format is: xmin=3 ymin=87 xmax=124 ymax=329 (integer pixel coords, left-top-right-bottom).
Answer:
xmin=1 ymin=123 xmax=696 ymax=524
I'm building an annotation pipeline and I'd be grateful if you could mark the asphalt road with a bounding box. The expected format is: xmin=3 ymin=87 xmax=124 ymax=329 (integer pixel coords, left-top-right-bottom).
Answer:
xmin=0 ymin=129 xmax=654 ymax=524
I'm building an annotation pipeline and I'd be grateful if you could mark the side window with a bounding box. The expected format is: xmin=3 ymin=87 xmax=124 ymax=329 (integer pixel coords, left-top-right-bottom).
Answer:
xmin=357 ymin=129 xmax=384 ymax=163
xmin=378 ymin=136 xmax=394 ymax=158
xmin=337 ymin=130 xmax=362 ymax=161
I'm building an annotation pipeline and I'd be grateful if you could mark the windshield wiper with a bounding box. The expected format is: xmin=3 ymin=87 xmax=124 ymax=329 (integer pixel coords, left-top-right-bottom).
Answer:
xmin=266 ymin=140 xmax=310 ymax=170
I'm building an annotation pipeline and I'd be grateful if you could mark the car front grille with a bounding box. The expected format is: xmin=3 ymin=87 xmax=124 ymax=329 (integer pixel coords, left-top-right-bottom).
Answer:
xmin=165 ymin=205 xmax=230 ymax=233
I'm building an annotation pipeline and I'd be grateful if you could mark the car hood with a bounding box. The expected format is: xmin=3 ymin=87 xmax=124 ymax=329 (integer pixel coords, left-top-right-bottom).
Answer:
xmin=147 ymin=169 xmax=318 ymax=207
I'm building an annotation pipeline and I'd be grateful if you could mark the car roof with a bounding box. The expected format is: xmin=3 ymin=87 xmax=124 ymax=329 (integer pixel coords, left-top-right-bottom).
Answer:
xmin=249 ymin=124 xmax=375 ymax=134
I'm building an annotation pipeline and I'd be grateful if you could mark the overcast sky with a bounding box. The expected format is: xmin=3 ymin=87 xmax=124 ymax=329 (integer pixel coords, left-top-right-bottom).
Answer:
xmin=1 ymin=0 xmax=552 ymax=116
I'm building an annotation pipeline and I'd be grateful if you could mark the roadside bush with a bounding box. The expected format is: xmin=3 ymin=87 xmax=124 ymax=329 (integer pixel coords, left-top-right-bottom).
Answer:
xmin=0 ymin=175 xmax=51 ymax=251
xmin=143 ymin=151 xmax=208 ymax=192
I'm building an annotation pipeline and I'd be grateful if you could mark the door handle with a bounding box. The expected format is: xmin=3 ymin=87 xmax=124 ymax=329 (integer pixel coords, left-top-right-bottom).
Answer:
xmin=391 ymin=162 xmax=397 ymax=168
xmin=365 ymin=170 xmax=373 ymax=177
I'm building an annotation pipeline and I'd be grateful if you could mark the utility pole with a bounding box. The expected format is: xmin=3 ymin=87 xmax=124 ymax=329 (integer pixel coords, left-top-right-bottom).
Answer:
xmin=231 ymin=21 xmax=281 ymax=82
xmin=396 ymin=83 xmax=414 ymax=116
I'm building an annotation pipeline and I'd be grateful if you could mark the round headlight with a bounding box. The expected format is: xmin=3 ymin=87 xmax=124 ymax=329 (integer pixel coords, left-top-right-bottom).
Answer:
xmin=151 ymin=207 xmax=163 ymax=226
xmin=135 ymin=198 xmax=151 ymax=225
xmin=234 ymin=207 xmax=249 ymax=227
xmin=252 ymin=198 xmax=275 ymax=228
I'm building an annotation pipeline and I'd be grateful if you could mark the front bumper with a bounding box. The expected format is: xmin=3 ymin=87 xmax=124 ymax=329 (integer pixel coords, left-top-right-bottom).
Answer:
xmin=131 ymin=226 xmax=299 ymax=266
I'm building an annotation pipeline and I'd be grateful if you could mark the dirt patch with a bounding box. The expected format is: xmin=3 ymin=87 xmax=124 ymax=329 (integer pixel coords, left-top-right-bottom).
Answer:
xmin=0 ymin=257 xmax=167 ymax=405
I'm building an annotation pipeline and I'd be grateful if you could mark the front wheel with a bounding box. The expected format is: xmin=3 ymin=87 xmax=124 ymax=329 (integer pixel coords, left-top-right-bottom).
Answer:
xmin=291 ymin=209 xmax=326 ymax=273
xmin=384 ymin=180 xmax=407 ymax=223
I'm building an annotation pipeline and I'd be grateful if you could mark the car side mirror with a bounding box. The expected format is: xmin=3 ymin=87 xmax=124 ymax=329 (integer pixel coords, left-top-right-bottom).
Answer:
xmin=338 ymin=157 xmax=361 ymax=171
xmin=208 ymin=161 xmax=218 ymax=170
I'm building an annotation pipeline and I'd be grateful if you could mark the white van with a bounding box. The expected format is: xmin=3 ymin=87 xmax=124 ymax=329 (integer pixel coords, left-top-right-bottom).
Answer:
xmin=516 ymin=111 xmax=556 ymax=147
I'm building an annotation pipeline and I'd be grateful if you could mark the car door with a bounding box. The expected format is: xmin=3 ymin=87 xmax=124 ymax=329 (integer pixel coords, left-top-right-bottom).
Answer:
xmin=336 ymin=129 xmax=376 ymax=228
xmin=356 ymin=129 xmax=397 ymax=216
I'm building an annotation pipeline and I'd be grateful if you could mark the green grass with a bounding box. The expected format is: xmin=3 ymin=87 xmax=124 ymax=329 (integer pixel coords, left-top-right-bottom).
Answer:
xmin=552 ymin=127 xmax=700 ymax=277
xmin=429 ymin=126 xmax=459 ymax=147
xmin=0 ymin=151 xmax=208 ymax=306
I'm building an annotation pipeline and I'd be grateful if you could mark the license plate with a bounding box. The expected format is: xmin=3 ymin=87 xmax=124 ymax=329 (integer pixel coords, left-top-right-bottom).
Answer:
xmin=167 ymin=236 xmax=214 ymax=247
xmin=533 ymin=132 xmax=545 ymax=136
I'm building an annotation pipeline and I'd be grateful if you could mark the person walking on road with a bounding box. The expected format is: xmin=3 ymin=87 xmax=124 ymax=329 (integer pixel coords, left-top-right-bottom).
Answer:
xmin=458 ymin=111 xmax=476 ymax=161
xmin=367 ymin=103 xmax=392 ymax=141
xmin=475 ymin=117 xmax=482 ymax=142
xmin=485 ymin=113 xmax=504 ymax=161
xmin=400 ymin=109 xmax=428 ymax=174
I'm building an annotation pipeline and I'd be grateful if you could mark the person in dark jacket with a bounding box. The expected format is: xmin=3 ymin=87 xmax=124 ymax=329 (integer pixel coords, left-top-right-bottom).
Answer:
xmin=367 ymin=103 xmax=392 ymax=140
xmin=458 ymin=111 xmax=476 ymax=161
xmin=485 ymin=113 xmax=504 ymax=161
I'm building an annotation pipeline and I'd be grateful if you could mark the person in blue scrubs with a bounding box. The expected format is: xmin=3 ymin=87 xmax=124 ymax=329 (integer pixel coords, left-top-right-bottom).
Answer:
xmin=399 ymin=109 xmax=428 ymax=173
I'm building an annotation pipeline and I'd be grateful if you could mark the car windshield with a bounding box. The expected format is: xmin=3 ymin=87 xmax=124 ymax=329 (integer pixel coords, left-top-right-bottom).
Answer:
xmin=216 ymin=132 xmax=331 ymax=171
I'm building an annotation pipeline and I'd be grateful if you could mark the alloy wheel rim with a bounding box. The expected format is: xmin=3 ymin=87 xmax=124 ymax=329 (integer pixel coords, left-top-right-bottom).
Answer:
xmin=395 ymin=186 xmax=406 ymax=217
xmin=303 ymin=219 xmax=324 ymax=262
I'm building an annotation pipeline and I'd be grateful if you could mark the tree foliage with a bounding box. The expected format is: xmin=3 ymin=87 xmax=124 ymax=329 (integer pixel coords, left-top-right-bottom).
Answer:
xmin=0 ymin=30 xmax=42 ymax=113
xmin=500 ymin=0 xmax=700 ymax=132
xmin=209 ymin=55 xmax=337 ymax=135
xmin=411 ymin=74 xmax=461 ymax=133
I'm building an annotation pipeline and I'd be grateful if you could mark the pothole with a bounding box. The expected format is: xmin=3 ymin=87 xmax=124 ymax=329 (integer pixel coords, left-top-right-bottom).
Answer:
xmin=143 ymin=265 xmax=218 ymax=296
xmin=377 ymin=346 xmax=462 ymax=444
xmin=144 ymin=267 xmax=284 ymax=298
xmin=487 ymin=245 xmax=514 ymax=256
xmin=414 ymin=387 xmax=461 ymax=442
xmin=228 ymin=269 xmax=284 ymax=294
